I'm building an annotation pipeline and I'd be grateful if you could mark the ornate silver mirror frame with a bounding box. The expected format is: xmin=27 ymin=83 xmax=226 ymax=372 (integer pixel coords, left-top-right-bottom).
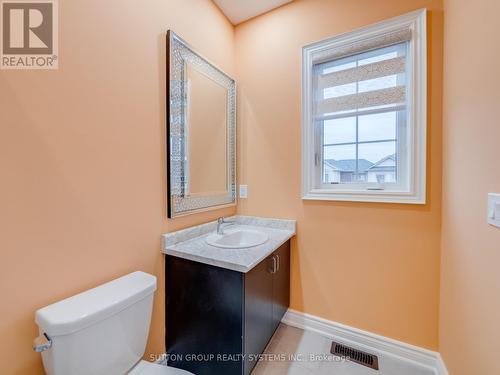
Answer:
xmin=166 ymin=30 xmax=236 ymax=218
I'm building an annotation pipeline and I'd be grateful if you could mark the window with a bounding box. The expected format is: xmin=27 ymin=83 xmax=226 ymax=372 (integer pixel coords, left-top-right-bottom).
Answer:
xmin=302 ymin=9 xmax=427 ymax=204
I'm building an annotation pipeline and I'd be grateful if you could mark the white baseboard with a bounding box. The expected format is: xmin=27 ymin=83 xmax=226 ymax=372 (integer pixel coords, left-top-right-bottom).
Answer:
xmin=435 ymin=354 xmax=449 ymax=375
xmin=282 ymin=309 xmax=448 ymax=375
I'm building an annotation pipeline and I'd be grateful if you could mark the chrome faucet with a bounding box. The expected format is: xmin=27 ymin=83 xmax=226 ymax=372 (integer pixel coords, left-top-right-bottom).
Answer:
xmin=217 ymin=217 xmax=234 ymax=235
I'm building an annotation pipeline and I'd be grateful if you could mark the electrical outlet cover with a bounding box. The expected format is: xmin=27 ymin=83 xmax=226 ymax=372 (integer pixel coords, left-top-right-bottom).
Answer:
xmin=239 ymin=185 xmax=248 ymax=199
xmin=488 ymin=193 xmax=500 ymax=228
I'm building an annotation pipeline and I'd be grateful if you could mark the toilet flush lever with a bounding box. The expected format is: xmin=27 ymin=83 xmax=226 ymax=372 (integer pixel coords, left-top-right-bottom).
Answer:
xmin=33 ymin=333 xmax=52 ymax=352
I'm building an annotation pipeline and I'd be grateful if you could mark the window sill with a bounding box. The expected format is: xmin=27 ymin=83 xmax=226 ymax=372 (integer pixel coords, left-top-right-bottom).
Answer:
xmin=302 ymin=190 xmax=426 ymax=204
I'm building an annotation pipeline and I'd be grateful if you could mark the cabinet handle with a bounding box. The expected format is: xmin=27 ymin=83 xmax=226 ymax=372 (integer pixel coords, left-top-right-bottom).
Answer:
xmin=270 ymin=255 xmax=277 ymax=274
xmin=276 ymin=254 xmax=280 ymax=272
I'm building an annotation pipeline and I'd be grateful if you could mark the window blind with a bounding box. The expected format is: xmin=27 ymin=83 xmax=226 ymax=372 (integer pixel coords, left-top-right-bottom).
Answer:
xmin=313 ymin=29 xmax=411 ymax=119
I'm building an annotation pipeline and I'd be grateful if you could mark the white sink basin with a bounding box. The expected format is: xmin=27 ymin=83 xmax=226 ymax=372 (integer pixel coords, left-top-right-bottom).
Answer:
xmin=206 ymin=228 xmax=269 ymax=249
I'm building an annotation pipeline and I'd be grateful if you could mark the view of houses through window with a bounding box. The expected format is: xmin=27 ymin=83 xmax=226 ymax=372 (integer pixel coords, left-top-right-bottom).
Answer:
xmin=323 ymin=153 xmax=397 ymax=184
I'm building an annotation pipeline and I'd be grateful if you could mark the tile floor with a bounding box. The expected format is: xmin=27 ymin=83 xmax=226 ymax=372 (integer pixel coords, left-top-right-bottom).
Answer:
xmin=250 ymin=324 xmax=436 ymax=375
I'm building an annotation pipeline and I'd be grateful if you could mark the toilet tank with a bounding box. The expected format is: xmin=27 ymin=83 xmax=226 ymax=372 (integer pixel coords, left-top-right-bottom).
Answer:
xmin=35 ymin=271 xmax=157 ymax=375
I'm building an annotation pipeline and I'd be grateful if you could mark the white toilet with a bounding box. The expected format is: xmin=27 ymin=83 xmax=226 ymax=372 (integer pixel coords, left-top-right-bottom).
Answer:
xmin=34 ymin=271 xmax=193 ymax=375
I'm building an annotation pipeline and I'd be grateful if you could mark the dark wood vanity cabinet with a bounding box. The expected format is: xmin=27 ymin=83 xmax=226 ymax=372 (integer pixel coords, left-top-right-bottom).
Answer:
xmin=165 ymin=241 xmax=290 ymax=375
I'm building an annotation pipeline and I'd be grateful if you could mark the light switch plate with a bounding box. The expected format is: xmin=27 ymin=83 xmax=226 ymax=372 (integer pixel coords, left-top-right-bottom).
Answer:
xmin=488 ymin=193 xmax=500 ymax=228
xmin=239 ymin=185 xmax=248 ymax=199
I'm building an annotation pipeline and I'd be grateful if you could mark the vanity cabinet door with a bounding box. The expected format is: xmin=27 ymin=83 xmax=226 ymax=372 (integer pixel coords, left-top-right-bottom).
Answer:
xmin=243 ymin=255 xmax=275 ymax=375
xmin=272 ymin=241 xmax=291 ymax=332
xmin=165 ymin=256 xmax=244 ymax=375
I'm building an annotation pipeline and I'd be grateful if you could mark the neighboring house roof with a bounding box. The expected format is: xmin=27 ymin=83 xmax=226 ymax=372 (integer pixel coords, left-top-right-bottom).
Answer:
xmin=325 ymin=159 xmax=374 ymax=173
xmin=323 ymin=160 xmax=341 ymax=171
xmin=367 ymin=154 xmax=396 ymax=171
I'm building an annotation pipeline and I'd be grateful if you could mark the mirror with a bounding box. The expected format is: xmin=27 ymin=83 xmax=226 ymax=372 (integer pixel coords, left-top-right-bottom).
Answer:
xmin=167 ymin=31 xmax=236 ymax=218
xmin=186 ymin=63 xmax=228 ymax=195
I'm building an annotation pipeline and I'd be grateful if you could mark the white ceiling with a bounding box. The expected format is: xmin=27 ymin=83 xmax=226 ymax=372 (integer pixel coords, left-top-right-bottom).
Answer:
xmin=213 ymin=0 xmax=293 ymax=25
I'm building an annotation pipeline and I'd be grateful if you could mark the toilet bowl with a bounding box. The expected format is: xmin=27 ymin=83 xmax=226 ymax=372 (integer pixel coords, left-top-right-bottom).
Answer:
xmin=128 ymin=360 xmax=192 ymax=375
xmin=34 ymin=271 xmax=193 ymax=375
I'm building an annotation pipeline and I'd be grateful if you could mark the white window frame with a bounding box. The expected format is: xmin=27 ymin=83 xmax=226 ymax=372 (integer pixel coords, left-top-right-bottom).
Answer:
xmin=301 ymin=9 xmax=427 ymax=204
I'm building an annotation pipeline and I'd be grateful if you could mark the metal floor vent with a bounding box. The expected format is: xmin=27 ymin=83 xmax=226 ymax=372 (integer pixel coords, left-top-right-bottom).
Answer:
xmin=330 ymin=341 xmax=379 ymax=370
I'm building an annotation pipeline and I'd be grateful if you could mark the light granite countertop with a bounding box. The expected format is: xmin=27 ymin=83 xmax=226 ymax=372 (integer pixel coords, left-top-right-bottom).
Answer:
xmin=161 ymin=216 xmax=296 ymax=273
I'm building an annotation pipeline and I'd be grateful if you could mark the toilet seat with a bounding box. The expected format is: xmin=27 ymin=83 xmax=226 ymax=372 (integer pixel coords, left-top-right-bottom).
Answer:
xmin=128 ymin=360 xmax=194 ymax=375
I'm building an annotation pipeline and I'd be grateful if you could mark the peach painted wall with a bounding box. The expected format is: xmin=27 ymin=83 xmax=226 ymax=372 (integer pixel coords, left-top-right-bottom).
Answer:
xmin=0 ymin=1 xmax=235 ymax=374
xmin=235 ymin=0 xmax=443 ymax=350
xmin=440 ymin=0 xmax=500 ymax=373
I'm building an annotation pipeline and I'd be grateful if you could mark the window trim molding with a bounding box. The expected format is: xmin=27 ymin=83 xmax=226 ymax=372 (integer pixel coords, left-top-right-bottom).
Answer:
xmin=301 ymin=9 xmax=427 ymax=204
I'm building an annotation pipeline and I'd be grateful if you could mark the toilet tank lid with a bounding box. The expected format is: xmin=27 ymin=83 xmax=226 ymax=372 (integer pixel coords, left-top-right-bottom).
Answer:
xmin=35 ymin=271 xmax=157 ymax=336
